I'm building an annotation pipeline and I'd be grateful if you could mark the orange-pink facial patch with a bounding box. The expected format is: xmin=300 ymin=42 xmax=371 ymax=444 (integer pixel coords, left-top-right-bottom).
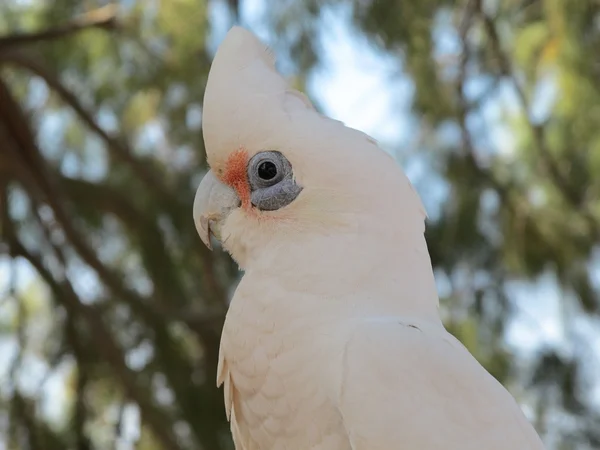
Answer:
xmin=221 ymin=148 xmax=251 ymax=209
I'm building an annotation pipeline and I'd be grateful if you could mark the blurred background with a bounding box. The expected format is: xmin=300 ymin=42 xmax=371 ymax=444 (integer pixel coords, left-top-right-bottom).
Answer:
xmin=0 ymin=0 xmax=599 ymax=449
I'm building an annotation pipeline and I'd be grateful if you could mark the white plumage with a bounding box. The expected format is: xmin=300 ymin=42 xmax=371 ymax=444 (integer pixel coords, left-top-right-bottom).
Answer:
xmin=193 ymin=26 xmax=546 ymax=450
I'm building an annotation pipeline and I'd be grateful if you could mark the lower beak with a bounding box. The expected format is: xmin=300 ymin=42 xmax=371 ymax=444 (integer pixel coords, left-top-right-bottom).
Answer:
xmin=193 ymin=170 xmax=240 ymax=250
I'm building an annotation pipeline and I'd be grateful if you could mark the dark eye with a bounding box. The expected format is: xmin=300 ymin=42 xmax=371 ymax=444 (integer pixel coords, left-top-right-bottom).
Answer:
xmin=247 ymin=151 xmax=303 ymax=211
xmin=247 ymin=151 xmax=286 ymax=189
xmin=257 ymin=161 xmax=278 ymax=180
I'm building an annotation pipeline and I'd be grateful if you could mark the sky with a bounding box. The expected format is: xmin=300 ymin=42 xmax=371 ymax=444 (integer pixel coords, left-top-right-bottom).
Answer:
xmin=1 ymin=0 xmax=600 ymax=447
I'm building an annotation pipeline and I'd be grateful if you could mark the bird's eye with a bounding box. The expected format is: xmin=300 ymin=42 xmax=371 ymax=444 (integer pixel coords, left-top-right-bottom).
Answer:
xmin=248 ymin=151 xmax=286 ymax=189
xmin=247 ymin=151 xmax=302 ymax=211
xmin=257 ymin=161 xmax=278 ymax=181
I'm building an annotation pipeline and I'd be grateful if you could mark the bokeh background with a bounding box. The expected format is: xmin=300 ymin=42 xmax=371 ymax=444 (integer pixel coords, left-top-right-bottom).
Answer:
xmin=1 ymin=0 xmax=599 ymax=449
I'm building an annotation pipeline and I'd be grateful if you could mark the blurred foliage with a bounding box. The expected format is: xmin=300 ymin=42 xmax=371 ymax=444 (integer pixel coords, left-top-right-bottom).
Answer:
xmin=0 ymin=0 xmax=599 ymax=449
xmin=0 ymin=1 xmax=233 ymax=448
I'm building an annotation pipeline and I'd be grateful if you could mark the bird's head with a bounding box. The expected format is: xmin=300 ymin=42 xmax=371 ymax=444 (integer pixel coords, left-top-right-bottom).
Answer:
xmin=193 ymin=27 xmax=426 ymax=270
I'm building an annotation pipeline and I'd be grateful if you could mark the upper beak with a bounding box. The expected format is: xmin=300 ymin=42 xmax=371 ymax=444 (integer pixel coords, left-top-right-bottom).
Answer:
xmin=193 ymin=170 xmax=240 ymax=250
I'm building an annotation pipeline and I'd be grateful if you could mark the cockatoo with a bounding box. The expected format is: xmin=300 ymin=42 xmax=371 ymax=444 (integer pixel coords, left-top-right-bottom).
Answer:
xmin=193 ymin=26 xmax=545 ymax=450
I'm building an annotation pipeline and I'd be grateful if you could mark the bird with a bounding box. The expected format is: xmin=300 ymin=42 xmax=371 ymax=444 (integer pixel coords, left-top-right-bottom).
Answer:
xmin=193 ymin=26 xmax=546 ymax=450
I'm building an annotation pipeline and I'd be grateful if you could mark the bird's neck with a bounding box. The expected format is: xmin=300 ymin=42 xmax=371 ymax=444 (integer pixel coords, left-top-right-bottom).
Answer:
xmin=246 ymin=230 xmax=442 ymax=323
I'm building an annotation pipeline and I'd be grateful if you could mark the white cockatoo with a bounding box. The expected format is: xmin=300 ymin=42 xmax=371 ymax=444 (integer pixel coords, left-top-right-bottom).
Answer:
xmin=193 ymin=26 xmax=545 ymax=450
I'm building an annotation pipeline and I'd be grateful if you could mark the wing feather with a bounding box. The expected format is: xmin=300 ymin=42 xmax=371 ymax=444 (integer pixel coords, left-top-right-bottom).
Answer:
xmin=337 ymin=319 xmax=545 ymax=450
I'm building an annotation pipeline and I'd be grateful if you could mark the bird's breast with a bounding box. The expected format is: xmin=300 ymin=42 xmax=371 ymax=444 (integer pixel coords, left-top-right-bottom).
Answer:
xmin=219 ymin=297 xmax=352 ymax=450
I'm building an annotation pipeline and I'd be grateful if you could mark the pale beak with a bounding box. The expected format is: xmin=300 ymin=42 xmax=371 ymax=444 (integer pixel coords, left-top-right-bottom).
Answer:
xmin=193 ymin=170 xmax=240 ymax=250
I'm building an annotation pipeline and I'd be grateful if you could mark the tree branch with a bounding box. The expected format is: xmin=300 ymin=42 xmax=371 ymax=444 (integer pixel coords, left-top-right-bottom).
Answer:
xmin=0 ymin=5 xmax=118 ymax=50
xmin=2 ymin=77 xmax=227 ymax=446
xmin=473 ymin=3 xmax=584 ymax=203
xmin=455 ymin=1 xmax=512 ymax=199
xmin=0 ymin=77 xmax=162 ymax=322
xmin=8 ymin=235 xmax=181 ymax=450
xmin=0 ymin=44 xmax=225 ymax=307
xmin=65 ymin=308 xmax=93 ymax=450
xmin=472 ymin=0 xmax=600 ymax=239
xmin=0 ymin=52 xmax=171 ymax=201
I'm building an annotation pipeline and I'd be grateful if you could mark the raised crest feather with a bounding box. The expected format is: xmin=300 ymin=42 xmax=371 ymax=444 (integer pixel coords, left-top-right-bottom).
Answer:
xmin=202 ymin=26 xmax=316 ymax=167
xmin=216 ymin=26 xmax=276 ymax=70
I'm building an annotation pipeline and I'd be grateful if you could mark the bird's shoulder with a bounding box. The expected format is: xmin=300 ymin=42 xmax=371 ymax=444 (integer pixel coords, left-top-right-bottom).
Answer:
xmin=335 ymin=317 xmax=545 ymax=449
